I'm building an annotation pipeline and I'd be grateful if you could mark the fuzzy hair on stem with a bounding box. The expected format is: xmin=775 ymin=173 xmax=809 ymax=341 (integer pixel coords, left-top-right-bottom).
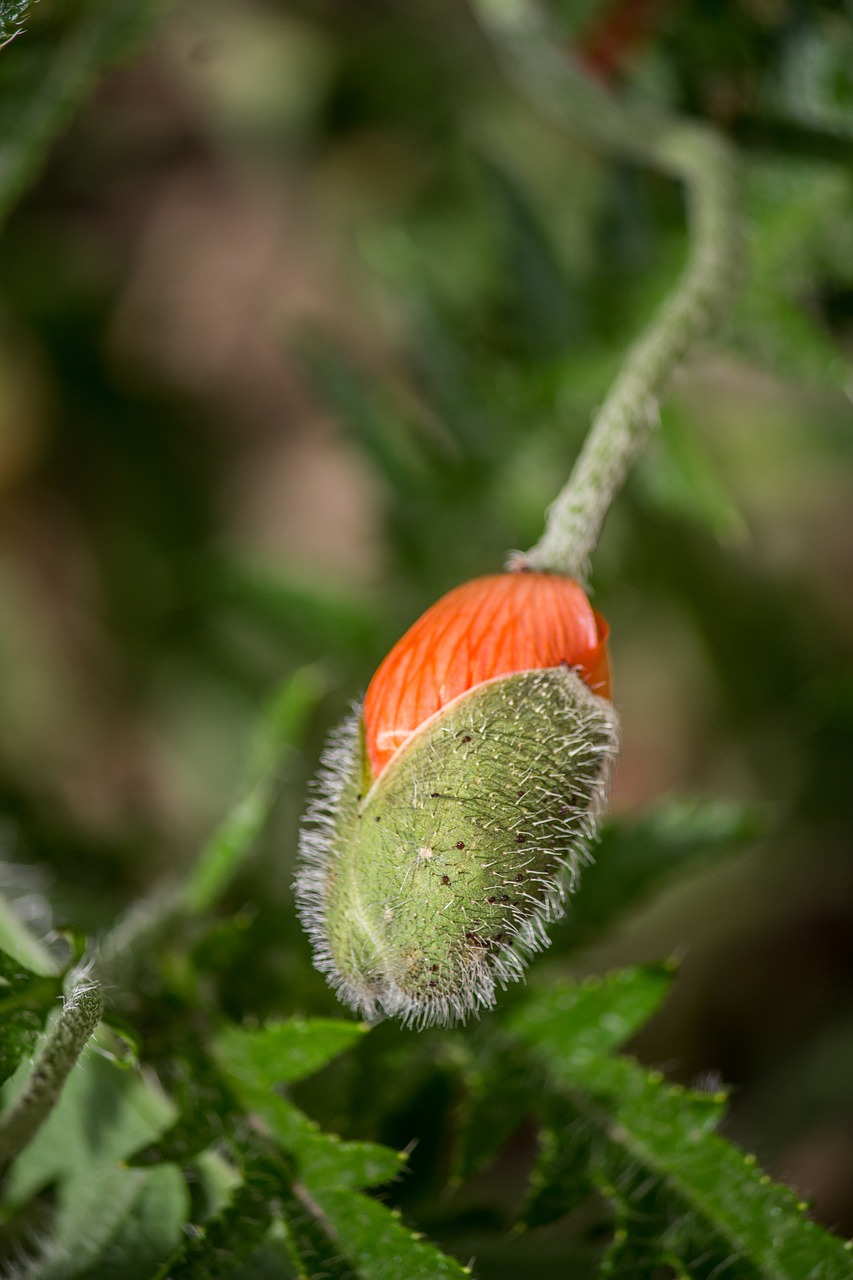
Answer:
xmin=473 ymin=0 xmax=742 ymax=583
xmin=0 ymin=973 xmax=103 ymax=1168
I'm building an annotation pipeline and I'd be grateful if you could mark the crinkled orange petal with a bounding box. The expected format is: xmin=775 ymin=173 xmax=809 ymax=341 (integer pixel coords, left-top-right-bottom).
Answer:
xmin=364 ymin=573 xmax=612 ymax=777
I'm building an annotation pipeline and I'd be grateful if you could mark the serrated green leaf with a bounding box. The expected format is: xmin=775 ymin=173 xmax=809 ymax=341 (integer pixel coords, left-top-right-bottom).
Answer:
xmin=600 ymin=1209 xmax=696 ymax=1280
xmin=164 ymin=1141 xmax=470 ymax=1280
xmin=129 ymin=1070 xmax=235 ymax=1168
xmin=215 ymin=1017 xmax=370 ymax=1090
xmin=0 ymin=945 xmax=60 ymax=1084
xmin=509 ymin=970 xmax=853 ymax=1279
xmin=228 ymin=1236 xmax=297 ymax=1280
xmin=214 ymin=1022 xmax=469 ymax=1276
xmin=250 ymin=1092 xmax=404 ymax=1192
xmin=451 ymin=1037 xmax=542 ymax=1184
xmin=153 ymin=1154 xmax=283 ymax=1280
xmin=308 ymin=1187 xmax=473 ymax=1280
xmin=513 ymin=966 xmax=674 ymax=1060
xmin=453 ymin=970 xmax=672 ymax=1187
xmin=215 ymin=1018 xmax=402 ymax=1192
xmin=278 ymin=1176 xmax=360 ymax=1280
xmin=520 ymin=1093 xmax=596 ymax=1230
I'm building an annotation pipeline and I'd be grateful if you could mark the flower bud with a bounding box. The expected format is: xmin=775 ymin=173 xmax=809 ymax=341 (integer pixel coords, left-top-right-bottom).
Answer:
xmin=296 ymin=573 xmax=619 ymax=1029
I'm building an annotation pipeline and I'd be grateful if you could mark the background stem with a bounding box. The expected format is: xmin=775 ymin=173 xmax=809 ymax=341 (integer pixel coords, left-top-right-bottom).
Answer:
xmin=0 ymin=979 xmax=103 ymax=1167
xmin=473 ymin=0 xmax=743 ymax=582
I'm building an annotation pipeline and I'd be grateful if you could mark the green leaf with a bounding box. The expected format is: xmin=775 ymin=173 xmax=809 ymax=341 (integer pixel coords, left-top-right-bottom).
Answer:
xmin=509 ymin=969 xmax=853 ymax=1279
xmin=4 ymin=1044 xmax=188 ymax=1279
xmin=296 ymin=329 xmax=430 ymax=494
xmin=246 ymin=1092 xmax=404 ymax=1193
xmin=566 ymin=798 xmax=762 ymax=950
xmin=215 ymin=1017 xmax=370 ymax=1090
xmin=272 ymin=1147 xmax=364 ymax=1280
xmin=305 ymin=1187 xmax=473 ymax=1280
xmin=451 ymin=1038 xmax=543 ymax=1184
xmin=0 ymin=893 xmax=57 ymax=975
xmin=101 ymin=666 xmax=327 ymax=980
xmin=215 ymin=1018 xmax=402 ymax=1191
xmin=511 ymin=965 xmax=674 ymax=1059
xmin=520 ymin=1093 xmax=596 ymax=1230
xmin=211 ymin=557 xmax=384 ymax=660
xmin=483 ymin=155 xmax=582 ymax=358
xmin=639 ymin=404 xmax=749 ymax=547
xmin=153 ymin=1155 xmax=283 ymax=1280
xmin=280 ymin=1192 xmax=356 ymax=1280
xmin=0 ymin=0 xmax=173 ymax=230
xmin=455 ymin=968 xmax=670 ymax=1215
xmin=0 ymin=945 xmax=60 ymax=1084
xmin=30 ymin=1163 xmax=187 ymax=1280
xmin=158 ymin=1140 xmax=471 ymax=1280
xmin=734 ymin=158 xmax=853 ymax=388
xmin=129 ymin=1069 xmax=236 ymax=1168
xmin=215 ymin=1022 xmax=470 ymax=1277
xmin=184 ymin=665 xmax=328 ymax=915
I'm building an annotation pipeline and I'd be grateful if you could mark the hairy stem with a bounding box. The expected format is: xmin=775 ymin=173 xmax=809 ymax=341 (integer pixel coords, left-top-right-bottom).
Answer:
xmin=473 ymin=0 xmax=743 ymax=581
xmin=0 ymin=978 xmax=103 ymax=1166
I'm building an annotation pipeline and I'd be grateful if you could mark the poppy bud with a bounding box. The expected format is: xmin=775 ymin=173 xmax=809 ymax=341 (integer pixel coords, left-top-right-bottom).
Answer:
xmin=296 ymin=573 xmax=619 ymax=1029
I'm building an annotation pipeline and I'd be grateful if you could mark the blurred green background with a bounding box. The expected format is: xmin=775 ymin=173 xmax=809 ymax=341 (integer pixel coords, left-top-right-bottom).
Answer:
xmin=1 ymin=0 xmax=853 ymax=1263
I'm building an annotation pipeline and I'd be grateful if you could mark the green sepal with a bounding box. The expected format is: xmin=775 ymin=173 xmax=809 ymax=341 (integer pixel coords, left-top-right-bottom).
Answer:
xmin=297 ymin=666 xmax=618 ymax=1028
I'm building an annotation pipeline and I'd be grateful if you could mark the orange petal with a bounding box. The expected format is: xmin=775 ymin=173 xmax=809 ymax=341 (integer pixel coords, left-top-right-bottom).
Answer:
xmin=364 ymin=573 xmax=612 ymax=777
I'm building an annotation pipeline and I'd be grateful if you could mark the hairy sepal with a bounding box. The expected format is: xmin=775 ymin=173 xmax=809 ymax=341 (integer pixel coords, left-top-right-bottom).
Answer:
xmin=296 ymin=667 xmax=619 ymax=1029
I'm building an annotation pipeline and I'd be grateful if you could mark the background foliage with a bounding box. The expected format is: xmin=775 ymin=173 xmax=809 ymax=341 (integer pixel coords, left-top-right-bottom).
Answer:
xmin=1 ymin=0 xmax=852 ymax=1276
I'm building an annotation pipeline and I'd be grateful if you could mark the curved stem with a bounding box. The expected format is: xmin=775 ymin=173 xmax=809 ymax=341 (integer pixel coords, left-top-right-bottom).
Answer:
xmin=473 ymin=0 xmax=743 ymax=582
xmin=0 ymin=978 xmax=103 ymax=1166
